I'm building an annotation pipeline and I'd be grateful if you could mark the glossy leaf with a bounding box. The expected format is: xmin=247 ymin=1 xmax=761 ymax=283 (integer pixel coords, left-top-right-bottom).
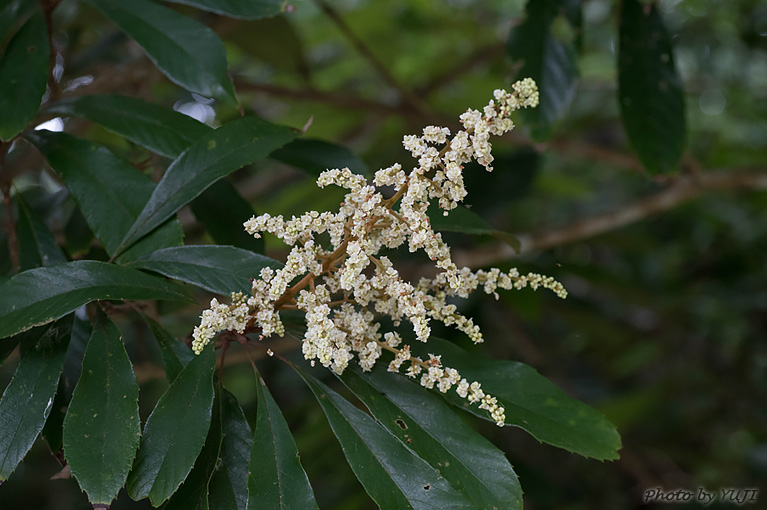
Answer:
xmin=126 ymin=344 xmax=215 ymax=505
xmin=341 ymin=366 xmax=523 ymax=509
xmin=294 ymin=365 xmax=474 ymax=510
xmin=191 ymin=180 xmax=265 ymax=253
xmin=0 ymin=7 xmax=49 ymax=141
xmin=618 ymin=0 xmax=686 ymax=174
xmin=410 ymin=338 xmax=622 ymax=461
xmin=209 ymin=389 xmax=251 ymax=510
xmin=143 ymin=315 xmax=188 ymax=383
xmin=0 ymin=260 xmax=190 ymax=339
xmin=63 ymin=311 xmax=140 ymax=505
xmin=0 ymin=319 xmax=71 ymax=481
xmin=271 ymin=138 xmax=369 ymax=178
xmin=247 ymin=374 xmax=317 ymax=510
xmin=83 ymin=0 xmax=234 ymax=99
xmin=26 ymin=131 xmax=185 ymax=263
xmin=429 ymin=206 xmax=521 ymax=252
xmin=16 ymin=194 xmax=67 ymax=271
xmin=46 ymin=94 xmax=211 ymax=158
xmin=129 ymin=245 xmax=280 ymax=296
xmin=117 ymin=117 xmax=298 ymax=254
xmin=507 ymin=0 xmax=580 ymax=140
xmin=167 ymin=0 xmax=286 ymax=20
xmin=164 ymin=392 xmax=222 ymax=510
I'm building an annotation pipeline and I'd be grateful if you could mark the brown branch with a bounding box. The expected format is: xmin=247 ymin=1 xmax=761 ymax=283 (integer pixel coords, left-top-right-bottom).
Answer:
xmin=415 ymin=43 xmax=506 ymax=97
xmin=39 ymin=0 xmax=60 ymax=105
xmin=451 ymin=169 xmax=767 ymax=268
xmin=312 ymin=0 xmax=429 ymax=116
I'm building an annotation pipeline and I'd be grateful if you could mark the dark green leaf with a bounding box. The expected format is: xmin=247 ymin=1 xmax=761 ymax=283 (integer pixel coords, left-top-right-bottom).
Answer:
xmin=191 ymin=180 xmax=264 ymax=253
xmin=507 ymin=0 xmax=579 ymax=140
xmin=0 ymin=336 xmax=20 ymax=366
xmin=16 ymin=193 xmax=67 ymax=271
xmin=0 ymin=319 xmax=71 ymax=481
xmin=117 ymin=117 xmax=298 ymax=254
xmin=0 ymin=260 xmax=190 ymax=339
xmin=63 ymin=311 xmax=140 ymax=505
xmin=271 ymin=138 xmax=369 ymax=178
xmin=209 ymin=389 xmax=250 ymax=510
xmin=618 ymin=0 xmax=686 ymax=174
xmin=167 ymin=0 xmax=286 ymax=20
xmin=128 ymin=245 xmax=281 ymax=296
xmin=64 ymin=207 xmax=94 ymax=259
xmin=83 ymin=0 xmax=234 ymax=99
xmin=293 ymin=364 xmax=474 ymax=510
xmin=126 ymin=344 xmax=215 ymax=505
xmin=142 ymin=315 xmax=188 ymax=383
xmin=410 ymin=338 xmax=622 ymax=461
xmin=248 ymin=374 xmax=318 ymax=510
xmin=341 ymin=366 xmax=523 ymax=509
xmin=40 ymin=381 xmax=68 ymax=455
xmin=429 ymin=206 xmax=521 ymax=252
xmin=0 ymin=6 xmax=49 ymax=141
xmin=164 ymin=390 xmax=222 ymax=510
xmin=0 ymin=0 xmax=38 ymax=46
xmin=46 ymin=94 xmax=211 ymax=158
xmin=26 ymin=130 xmax=185 ymax=263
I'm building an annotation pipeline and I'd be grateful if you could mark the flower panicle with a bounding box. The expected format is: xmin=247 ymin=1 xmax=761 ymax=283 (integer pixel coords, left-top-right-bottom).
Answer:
xmin=191 ymin=79 xmax=560 ymax=425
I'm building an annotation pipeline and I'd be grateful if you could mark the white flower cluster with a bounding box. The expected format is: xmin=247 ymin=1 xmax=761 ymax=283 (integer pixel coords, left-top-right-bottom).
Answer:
xmin=191 ymin=79 xmax=564 ymax=426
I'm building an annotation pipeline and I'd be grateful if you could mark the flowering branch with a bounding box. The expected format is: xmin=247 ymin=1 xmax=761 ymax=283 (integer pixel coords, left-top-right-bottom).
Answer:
xmin=191 ymin=79 xmax=567 ymax=426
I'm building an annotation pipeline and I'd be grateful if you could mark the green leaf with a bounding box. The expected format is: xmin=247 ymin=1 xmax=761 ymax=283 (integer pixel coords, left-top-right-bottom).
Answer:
xmin=63 ymin=311 xmax=140 ymax=505
xmin=16 ymin=193 xmax=67 ymax=271
xmin=0 ymin=0 xmax=39 ymax=46
xmin=293 ymin=364 xmax=474 ymax=510
xmin=0 ymin=260 xmax=190 ymax=339
xmin=618 ymin=0 xmax=686 ymax=174
xmin=128 ymin=245 xmax=281 ymax=296
xmin=126 ymin=343 xmax=216 ymax=505
xmin=117 ymin=117 xmax=297 ymax=253
xmin=341 ymin=366 xmax=523 ymax=509
xmin=191 ymin=180 xmax=265 ymax=253
xmin=271 ymin=138 xmax=369 ymax=178
xmin=167 ymin=0 xmax=286 ymax=20
xmin=429 ymin=206 xmax=521 ymax=252
xmin=164 ymin=390 xmax=223 ymax=510
xmin=142 ymin=315 xmax=188 ymax=383
xmin=0 ymin=319 xmax=71 ymax=481
xmin=45 ymin=94 xmax=211 ymax=159
xmin=248 ymin=374 xmax=318 ymax=510
xmin=83 ymin=0 xmax=234 ymax=99
xmin=0 ymin=6 xmax=49 ymax=141
xmin=507 ymin=0 xmax=579 ymax=140
xmin=64 ymin=207 xmax=94 ymax=259
xmin=209 ymin=389 xmax=251 ymax=510
xmin=26 ymin=130 xmax=185 ymax=263
xmin=410 ymin=338 xmax=622 ymax=461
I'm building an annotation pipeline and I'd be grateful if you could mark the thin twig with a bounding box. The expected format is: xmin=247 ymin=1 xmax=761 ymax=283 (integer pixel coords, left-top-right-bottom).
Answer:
xmin=415 ymin=43 xmax=506 ymax=97
xmin=39 ymin=0 xmax=60 ymax=105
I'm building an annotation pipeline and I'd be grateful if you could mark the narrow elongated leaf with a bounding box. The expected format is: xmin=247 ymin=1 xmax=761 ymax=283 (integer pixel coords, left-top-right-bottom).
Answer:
xmin=26 ymin=131 xmax=185 ymax=263
xmin=247 ymin=374 xmax=317 ymax=510
xmin=0 ymin=260 xmax=190 ymax=339
xmin=0 ymin=0 xmax=38 ymax=45
xmin=167 ymin=0 xmax=286 ymax=20
xmin=209 ymin=389 xmax=250 ymax=510
xmin=117 ymin=117 xmax=298 ymax=253
xmin=63 ymin=311 xmax=140 ymax=505
xmin=142 ymin=316 xmax=188 ymax=383
xmin=126 ymin=344 xmax=215 ymax=505
xmin=16 ymin=194 xmax=67 ymax=271
xmin=46 ymin=94 xmax=211 ymax=158
xmin=410 ymin=338 xmax=621 ymax=461
xmin=618 ymin=0 xmax=686 ymax=174
xmin=429 ymin=206 xmax=521 ymax=252
xmin=83 ymin=0 xmax=234 ymax=99
xmin=507 ymin=0 xmax=579 ymax=140
xmin=0 ymin=7 xmax=49 ymax=141
xmin=164 ymin=392 xmax=222 ymax=510
xmin=191 ymin=180 xmax=264 ymax=253
xmin=271 ymin=138 xmax=369 ymax=178
xmin=0 ymin=319 xmax=71 ymax=481
xmin=341 ymin=366 xmax=523 ymax=509
xmin=128 ymin=245 xmax=281 ymax=295
xmin=293 ymin=365 xmax=474 ymax=510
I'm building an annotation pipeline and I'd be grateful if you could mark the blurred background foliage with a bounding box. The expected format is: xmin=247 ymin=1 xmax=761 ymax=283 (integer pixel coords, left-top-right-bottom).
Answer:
xmin=1 ymin=0 xmax=766 ymax=508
